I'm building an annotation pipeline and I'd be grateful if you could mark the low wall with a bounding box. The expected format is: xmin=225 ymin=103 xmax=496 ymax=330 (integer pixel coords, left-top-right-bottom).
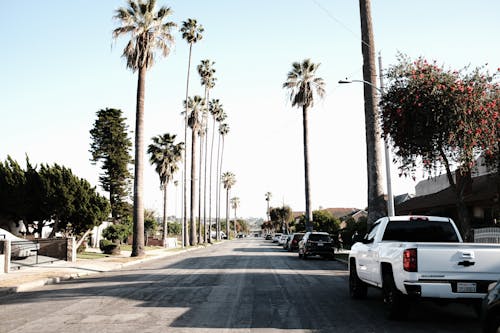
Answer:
xmin=0 ymin=240 xmax=11 ymax=273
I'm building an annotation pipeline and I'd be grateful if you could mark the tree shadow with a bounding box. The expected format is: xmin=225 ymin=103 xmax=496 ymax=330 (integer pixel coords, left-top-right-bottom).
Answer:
xmin=0 ymin=250 xmax=481 ymax=332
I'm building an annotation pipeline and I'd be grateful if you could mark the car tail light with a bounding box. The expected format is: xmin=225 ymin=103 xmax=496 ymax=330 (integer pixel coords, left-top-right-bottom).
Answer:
xmin=403 ymin=248 xmax=418 ymax=272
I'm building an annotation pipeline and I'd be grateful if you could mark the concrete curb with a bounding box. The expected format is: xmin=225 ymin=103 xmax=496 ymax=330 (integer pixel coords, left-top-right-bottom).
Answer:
xmin=0 ymin=242 xmax=221 ymax=297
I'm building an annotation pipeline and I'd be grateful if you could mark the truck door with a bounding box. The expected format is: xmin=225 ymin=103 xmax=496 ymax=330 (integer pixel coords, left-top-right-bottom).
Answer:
xmin=357 ymin=223 xmax=381 ymax=283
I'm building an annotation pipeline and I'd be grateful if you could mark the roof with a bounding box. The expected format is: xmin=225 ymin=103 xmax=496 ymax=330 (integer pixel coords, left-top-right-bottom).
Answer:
xmin=396 ymin=173 xmax=499 ymax=214
xmin=292 ymin=207 xmax=363 ymax=220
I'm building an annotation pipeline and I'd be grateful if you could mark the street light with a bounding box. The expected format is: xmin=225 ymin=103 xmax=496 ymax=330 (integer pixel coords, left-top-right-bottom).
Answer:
xmin=338 ymin=78 xmax=395 ymax=217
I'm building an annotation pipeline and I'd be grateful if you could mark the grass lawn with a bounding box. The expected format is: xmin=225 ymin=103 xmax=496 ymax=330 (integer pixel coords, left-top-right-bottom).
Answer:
xmin=77 ymin=252 xmax=110 ymax=259
xmin=120 ymin=244 xmax=164 ymax=251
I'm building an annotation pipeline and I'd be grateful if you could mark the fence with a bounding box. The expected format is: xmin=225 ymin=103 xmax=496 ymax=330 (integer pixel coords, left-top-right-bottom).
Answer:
xmin=474 ymin=227 xmax=500 ymax=243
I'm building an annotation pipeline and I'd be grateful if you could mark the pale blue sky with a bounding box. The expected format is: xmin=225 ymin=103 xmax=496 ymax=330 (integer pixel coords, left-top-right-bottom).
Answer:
xmin=1 ymin=1 xmax=499 ymax=219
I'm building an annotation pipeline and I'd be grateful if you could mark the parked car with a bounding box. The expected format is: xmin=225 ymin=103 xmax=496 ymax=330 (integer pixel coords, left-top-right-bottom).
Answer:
xmin=210 ymin=231 xmax=227 ymax=239
xmin=278 ymin=234 xmax=288 ymax=246
xmin=265 ymin=234 xmax=273 ymax=240
xmin=272 ymin=233 xmax=282 ymax=243
xmin=482 ymin=280 xmax=500 ymax=333
xmin=0 ymin=228 xmax=39 ymax=259
xmin=283 ymin=234 xmax=294 ymax=250
xmin=298 ymin=232 xmax=334 ymax=259
xmin=288 ymin=233 xmax=304 ymax=252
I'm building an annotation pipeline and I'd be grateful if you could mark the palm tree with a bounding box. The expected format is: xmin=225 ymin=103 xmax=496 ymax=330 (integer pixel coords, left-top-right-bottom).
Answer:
xmin=113 ymin=0 xmax=176 ymax=257
xmin=222 ymin=172 xmax=236 ymax=238
xmin=180 ymin=18 xmax=204 ymax=247
xmin=217 ymin=122 xmax=229 ymax=240
xmin=208 ymin=99 xmax=224 ymax=241
xmin=198 ymin=59 xmax=216 ymax=243
xmin=283 ymin=59 xmax=325 ymax=232
xmin=186 ymin=95 xmax=205 ymax=246
xmin=265 ymin=192 xmax=272 ymax=223
xmin=230 ymin=196 xmax=240 ymax=235
xmin=359 ymin=0 xmax=385 ymax=227
xmin=147 ymin=134 xmax=184 ymax=245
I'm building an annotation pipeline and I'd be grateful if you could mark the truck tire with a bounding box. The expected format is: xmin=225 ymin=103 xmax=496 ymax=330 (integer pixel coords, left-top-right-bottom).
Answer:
xmin=349 ymin=260 xmax=368 ymax=299
xmin=382 ymin=268 xmax=408 ymax=320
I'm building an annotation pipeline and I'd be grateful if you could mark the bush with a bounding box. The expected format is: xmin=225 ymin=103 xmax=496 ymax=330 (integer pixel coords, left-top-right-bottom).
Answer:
xmin=99 ymin=239 xmax=120 ymax=255
xmin=102 ymin=223 xmax=129 ymax=243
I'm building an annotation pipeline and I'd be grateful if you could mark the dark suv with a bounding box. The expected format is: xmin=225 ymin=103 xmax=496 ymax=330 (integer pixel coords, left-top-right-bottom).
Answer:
xmin=298 ymin=232 xmax=334 ymax=259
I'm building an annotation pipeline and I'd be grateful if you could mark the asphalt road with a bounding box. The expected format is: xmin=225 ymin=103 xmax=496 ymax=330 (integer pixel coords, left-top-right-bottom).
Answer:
xmin=0 ymin=238 xmax=482 ymax=333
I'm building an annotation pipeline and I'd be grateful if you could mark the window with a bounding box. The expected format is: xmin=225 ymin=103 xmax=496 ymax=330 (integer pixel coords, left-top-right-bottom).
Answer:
xmin=366 ymin=222 xmax=380 ymax=241
xmin=309 ymin=234 xmax=331 ymax=242
xmin=382 ymin=220 xmax=459 ymax=242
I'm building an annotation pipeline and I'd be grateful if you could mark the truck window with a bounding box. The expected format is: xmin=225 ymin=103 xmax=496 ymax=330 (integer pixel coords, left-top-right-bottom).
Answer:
xmin=382 ymin=220 xmax=460 ymax=242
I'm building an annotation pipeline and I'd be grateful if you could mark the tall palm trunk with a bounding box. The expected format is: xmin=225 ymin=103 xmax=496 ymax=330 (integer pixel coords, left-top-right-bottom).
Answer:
xmin=202 ymin=92 xmax=210 ymax=243
xmin=183 ymin=44 xmax=193 ymax=247
xmin=132 ymin=65 xmax=146 ymax=257
xmin=208 ymin=116 xmax=217 ymax=243
xmin=219 ymin=135 xmax=227 ymax=237
xmin=162 ymin=183 xmax=168 ymax=244
xmin=198 ymin=126 xmax=204 ymax=244
xmin=302 ymin=105 xmax=313 ymax=232
xmin=225 ymin=188 xmax=230 ymax=238
xmin=190 ymin=122 xmax=198 ymax=246
xmin=359 ymin=0 xmax=384 ymax=228
xmin=215 ymin=131 xmax=222 ymax=240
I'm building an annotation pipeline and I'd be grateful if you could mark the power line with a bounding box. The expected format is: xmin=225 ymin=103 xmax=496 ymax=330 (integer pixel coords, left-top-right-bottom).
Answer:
xmin=310 ymin=0 xmax=370 ymax=49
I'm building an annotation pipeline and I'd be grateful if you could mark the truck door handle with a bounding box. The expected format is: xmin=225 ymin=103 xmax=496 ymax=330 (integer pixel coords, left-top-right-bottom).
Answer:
xmin=458 ymin=260 xmax=475 ymax=267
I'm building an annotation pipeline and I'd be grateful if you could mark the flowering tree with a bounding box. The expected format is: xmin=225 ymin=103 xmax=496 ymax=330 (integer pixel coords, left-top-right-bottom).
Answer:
xmin=380 ymin=54 xmax=499 ymax=236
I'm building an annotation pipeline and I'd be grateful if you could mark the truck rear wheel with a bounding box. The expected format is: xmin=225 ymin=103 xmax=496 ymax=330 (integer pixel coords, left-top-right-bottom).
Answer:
xmin=349 ymin=260 xmax=367 ymax=299
xmin=382 ymin=269 xmax=408 ymax=320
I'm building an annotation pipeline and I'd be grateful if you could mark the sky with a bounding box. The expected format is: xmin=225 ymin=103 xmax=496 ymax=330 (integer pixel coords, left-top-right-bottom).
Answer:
xmin=1 ymin=0 xmax=499 ymax=220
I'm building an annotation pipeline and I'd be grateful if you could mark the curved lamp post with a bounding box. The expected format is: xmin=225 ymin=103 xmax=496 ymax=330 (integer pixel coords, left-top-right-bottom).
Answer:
xmin=338 ymin=77 xmax=395 ymax=217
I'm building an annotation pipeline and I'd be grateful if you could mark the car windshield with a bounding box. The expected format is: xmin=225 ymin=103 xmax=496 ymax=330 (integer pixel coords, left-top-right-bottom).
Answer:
xmin=309 ymin=234 xmax=330 ymax=242
xmin=382 ymin=220 xmax=460 ymax=242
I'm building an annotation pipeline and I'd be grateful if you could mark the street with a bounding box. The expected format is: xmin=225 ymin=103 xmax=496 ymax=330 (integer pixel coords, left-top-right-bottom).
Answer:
xmin=0 ymin=238 xmax=481 ymax=333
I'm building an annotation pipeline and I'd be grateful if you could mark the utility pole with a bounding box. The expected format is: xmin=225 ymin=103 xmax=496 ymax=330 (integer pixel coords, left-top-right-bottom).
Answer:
xmin=378 ymin=54 xmax=395 ymax=217
xmin=359 ymin=0 xmax=385 ymax=227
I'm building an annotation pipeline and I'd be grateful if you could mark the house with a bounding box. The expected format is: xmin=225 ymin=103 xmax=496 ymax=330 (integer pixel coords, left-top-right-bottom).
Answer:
xmin=292 ymin=207 xmax=367 ymax=229
xmin=395 ymin=155 xmax=499 ymax=228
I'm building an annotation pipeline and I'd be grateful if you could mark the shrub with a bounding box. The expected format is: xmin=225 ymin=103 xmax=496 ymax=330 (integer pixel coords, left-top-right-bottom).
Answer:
xmin=99 ymin=239 xmax=120 ymax=255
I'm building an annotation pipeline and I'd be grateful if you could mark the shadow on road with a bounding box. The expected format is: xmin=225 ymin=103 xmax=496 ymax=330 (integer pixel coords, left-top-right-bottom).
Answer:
xmin=0 ymin=240 xmax=481 ymax=332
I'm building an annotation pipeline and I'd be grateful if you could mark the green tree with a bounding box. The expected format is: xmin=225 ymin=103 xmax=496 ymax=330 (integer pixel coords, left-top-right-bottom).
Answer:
xmin=186 ymin=95 xmax=205 ymax=246
xmin=270 ymin=205 xmax=293 ymax=233
xmin=89 ymin=108 xmax=132 ymax=222
xmin=180 ymin=18 xmax=204 ymax=248
xmin=380 ymin=55 xmax=499 ymax=236
xmin=103 ymin=223 xmax=129 ymax=244
xmin=113 ymin=0 xmax=176 ymax=257
xmin=294 ymin=210 xmax=340 ymax=234
xmin=147 ymin=133 xmax=184 ymax=245
xmin=340 ymin=216 xmax=367 ymax=249
xmin=221 ymin=171 xmax=236 ymax=237
xmin=283 ymin=59 xmax=325 ymax=232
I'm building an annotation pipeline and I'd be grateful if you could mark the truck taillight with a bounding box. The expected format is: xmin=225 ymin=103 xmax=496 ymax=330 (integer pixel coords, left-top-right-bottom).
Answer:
xmin=403 ymin=248 xmax=418 ymax=272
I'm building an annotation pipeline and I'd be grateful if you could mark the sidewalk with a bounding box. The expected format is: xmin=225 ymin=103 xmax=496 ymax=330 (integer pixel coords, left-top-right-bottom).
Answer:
xmin=0 ymin=244 xmax=215 ymax=297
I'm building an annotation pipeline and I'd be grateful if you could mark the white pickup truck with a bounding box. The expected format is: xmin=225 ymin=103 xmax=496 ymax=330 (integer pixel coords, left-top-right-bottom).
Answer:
xmin=348 ymin=215 xmax=500 ymax=319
